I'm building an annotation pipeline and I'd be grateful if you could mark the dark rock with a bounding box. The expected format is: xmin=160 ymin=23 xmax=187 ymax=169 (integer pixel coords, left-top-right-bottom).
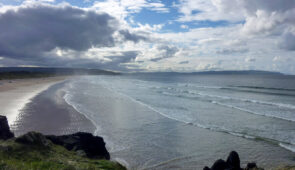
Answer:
xmin=46 ymin=132 xmax=110 ymax=160
xmin=0 ymin=115 xmax=14 ymax=140
xmin=211 ymin=159 xmax=229 ymax=170
xmin=245 ymin=163 xmax=257 ymax=170
xmin=226 ymin=151 xmax=242 ymax=170
xmin=203 ymin=151 xmax=242 ymax=170
xmin=203 ymin=166 xmax=211 ymax=170
xmin=15 ymin=131 xmax=51 ymax=147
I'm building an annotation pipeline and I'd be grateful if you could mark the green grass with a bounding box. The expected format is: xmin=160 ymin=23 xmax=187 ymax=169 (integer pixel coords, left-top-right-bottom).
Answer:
xmin=0 ymin=139 xmax=126 ymax=170
xmin=274 ymin=166 xmax=295 ymax=170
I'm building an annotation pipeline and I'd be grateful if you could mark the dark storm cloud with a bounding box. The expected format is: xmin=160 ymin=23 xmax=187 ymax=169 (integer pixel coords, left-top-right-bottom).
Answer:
xmin=0 ymin=3 xmax=151 ymax=70
xmin=0 ymin=4 xmax=118 ymax=60
xmin=119 ymin=29 xmax=148 ymax=43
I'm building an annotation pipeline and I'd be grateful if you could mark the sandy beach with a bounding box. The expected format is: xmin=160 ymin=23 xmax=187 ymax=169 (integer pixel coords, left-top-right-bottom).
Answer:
xmin=0 ymin=77 xmax=68 ymax=126
xmin=2 ymin=77 xmax=96 ymax=136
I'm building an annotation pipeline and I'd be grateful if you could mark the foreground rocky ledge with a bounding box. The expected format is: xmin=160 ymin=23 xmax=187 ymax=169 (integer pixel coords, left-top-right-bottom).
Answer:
xmin=0 ymin=115 xmax=125 ymax=170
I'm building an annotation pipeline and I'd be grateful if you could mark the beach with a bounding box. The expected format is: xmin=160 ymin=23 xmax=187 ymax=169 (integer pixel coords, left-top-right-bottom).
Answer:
xmin=2 ymin=74 xmax=295 ymax=169
xmin=0 ymin=77 xmax=68 ymax=126
xmin=0 ymin=76 xmax=96 ymax=136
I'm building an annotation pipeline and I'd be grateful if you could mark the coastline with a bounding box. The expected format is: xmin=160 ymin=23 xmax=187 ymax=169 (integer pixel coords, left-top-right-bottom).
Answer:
xmin=2 ymin=75 xmax=295 ymax=169
xmin=10 ymin=77 xmax=96 ymax=136
xmin=0 ymin=77 xmax=68 ymax=126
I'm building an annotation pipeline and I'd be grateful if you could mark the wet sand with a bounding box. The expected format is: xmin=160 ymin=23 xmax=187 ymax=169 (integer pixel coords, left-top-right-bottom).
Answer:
xmin=0 ymin=77 xmax=67 ymax=125
xmin=12 ymin=80 xmax=96 ymax=136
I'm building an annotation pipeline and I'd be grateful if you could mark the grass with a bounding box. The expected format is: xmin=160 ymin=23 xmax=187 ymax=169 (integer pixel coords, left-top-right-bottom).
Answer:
xmin=0 ymin=139 xmax=126 ymax=170
xmin=274 ymin=166 xmax=295 ymax=170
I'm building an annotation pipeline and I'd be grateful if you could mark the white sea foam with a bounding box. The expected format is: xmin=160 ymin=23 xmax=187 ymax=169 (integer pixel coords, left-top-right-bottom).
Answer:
xmin=279 ymin=143 xmax=295 ymax=153
xmin=211 ymin=101 xmax=295 ymax=122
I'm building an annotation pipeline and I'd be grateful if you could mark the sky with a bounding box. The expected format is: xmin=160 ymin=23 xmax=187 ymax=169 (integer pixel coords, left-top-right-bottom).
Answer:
xmin=0 ymin=0 xmax=295 ymax=74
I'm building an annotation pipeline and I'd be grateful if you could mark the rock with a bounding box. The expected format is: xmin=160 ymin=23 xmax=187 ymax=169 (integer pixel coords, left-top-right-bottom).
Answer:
xmin=46 ymin=132 xmax=110 ymax=160
xmin=15 ymin=131 xmax=51 ymax=147
xmin=226 ymin=151 xmax=242 ymax=170
xmin=203 ymin=166 xmax=211 ymax=170
xmin=246 ymin=163 xmax=257 ymax=169
xmin=245 ymin=163 xmax=264 ymax=170
xmin=0 ymin=115 xmax=14 ymax=140
xmin=203 ymin=151 xmax=242 ymax=170
xmin=211 ymin=159 xmax=230 ymax=170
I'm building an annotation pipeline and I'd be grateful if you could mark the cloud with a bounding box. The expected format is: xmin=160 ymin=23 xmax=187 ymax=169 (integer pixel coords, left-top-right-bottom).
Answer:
xmin=118 ymin=29 xmax=148 ymax=43
xmin=0 ymin=4 xmax=119 ymax=59
xmin=150 ymin=45 xmax=179 ymax=62
xmin=280 ymin=32 xmax=295 ymax=51
xmin=216 ymin=48 xmax=249 ymax=55
xmin=91 ymin=0 xmax=168 ymax=20
xmin=0 ymin=2 xmax=150 ymax=70
xmin=180 ymin=24 xmax=189 ymax=29
xmin=175 ymin=0 xmax=244 ymax=22
xmin=0 ymin=0 xmax=295 ymax=74
xmin=245 ymin=57 xmax=256 ymax=62
xmin=179 ymin=61 xmax=189 ymax=64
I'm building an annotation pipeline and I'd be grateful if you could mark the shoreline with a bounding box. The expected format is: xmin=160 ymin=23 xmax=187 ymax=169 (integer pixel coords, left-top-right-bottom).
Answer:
xmin=2 ymin=75 xmax=295 ymax=169
xmin=0 ymin=76 xmax=68 ymax=126
xmin=11 ymin=77 xmax=96 ymax=137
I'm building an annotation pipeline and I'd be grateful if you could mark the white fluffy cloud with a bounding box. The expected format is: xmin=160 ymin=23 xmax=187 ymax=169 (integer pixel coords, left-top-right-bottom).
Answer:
xmin=91 ymin=0 xmax=168 ymax=20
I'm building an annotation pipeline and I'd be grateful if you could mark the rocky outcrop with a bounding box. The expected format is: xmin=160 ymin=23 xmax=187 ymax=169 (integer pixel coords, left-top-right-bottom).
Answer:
xmin=0 ymin=115 xmax=110 ymax=160
xmin=204 ymin=151 xmax=264 ymax=170
xmin=15 ymin=131 xmax=110 ymax=160
xmin=0 ymin=115 xmax=14 ymax=140
xmin=15 ymin=131 xmax=50 ymax=147
xmin=46 ymin=132 xmax=110 ymax=160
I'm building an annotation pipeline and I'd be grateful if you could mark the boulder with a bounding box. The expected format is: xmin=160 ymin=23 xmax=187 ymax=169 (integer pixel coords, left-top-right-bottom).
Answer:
xmin=203 ymin=151 xmax=242 ymax=170
xmin=226 ymin=151 xmax=242 ymax=170
xmin=211 ymin=159 xmax=230 ymax=170
xmin=15 ymin=131 xmax=50 ymax=147
xmin=245 ymin=163 xmax=259 ymax=170
xmin=0 ymin=115 xmax=14 ymax=140
xmin=46 ymin=132 xmax=110 ymax=160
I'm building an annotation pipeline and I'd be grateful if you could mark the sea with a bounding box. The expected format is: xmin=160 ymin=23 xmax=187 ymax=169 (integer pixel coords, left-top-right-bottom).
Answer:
xmin=62 ymin=72 xmax=295 ymax=169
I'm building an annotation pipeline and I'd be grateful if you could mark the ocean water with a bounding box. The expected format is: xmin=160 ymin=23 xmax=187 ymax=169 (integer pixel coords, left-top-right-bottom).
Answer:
xmin=63 ymin=73 xmax=295 ymax=169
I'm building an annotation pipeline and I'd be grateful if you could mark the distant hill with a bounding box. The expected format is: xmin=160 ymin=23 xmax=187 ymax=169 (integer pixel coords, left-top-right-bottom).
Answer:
xmin=132 ymin=70 xmax=284 ymax=76
xmin=0 ymin=67 xmax=119 ymax=80
xmin=186 ymin=70 xmax=284 ymax=75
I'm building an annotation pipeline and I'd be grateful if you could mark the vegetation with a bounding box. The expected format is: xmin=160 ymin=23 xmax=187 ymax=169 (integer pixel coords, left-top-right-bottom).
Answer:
xmin=0 ymin=67 xmax=119 ymax=80
xmin=0 ymin=139 xmax=126 ymax=170
xmin=0 ymin=71 xmax=55 ymax=80
xmin=274 ymin=166 xmax=295 ymax=170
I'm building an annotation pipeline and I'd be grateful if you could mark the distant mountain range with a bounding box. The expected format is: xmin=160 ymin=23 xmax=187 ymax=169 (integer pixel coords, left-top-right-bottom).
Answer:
xmin=0 ymin=67 xmax=119 ymax=75
xmin=132 ymin=70 xmax=284 ymax=75
xmin=0 ymin=67 xmax=119 ymax=80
